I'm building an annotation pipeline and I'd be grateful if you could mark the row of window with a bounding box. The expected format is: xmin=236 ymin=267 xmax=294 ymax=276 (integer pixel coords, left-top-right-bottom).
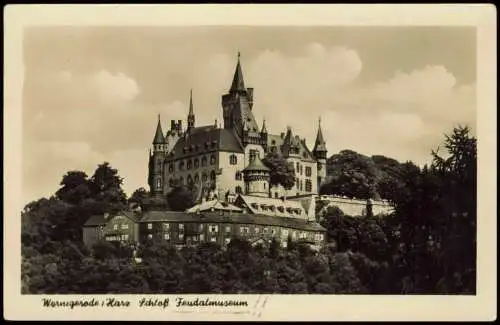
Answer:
xmin=294 ymin=163 xmax=312 ymax=177
xmin=168 ymin=170 xmax=217 ymax=187
xmin=294 ymin=179 xmax=313 ymax=192
xmin=106 ymin=234 xmax=129 ymax=241
xmin=144 ymin=222 xmax=324 ymax=241
xmin=171 ymin=155 xmax=217 ymax=172
xmin=115 ymin=232 xmax=324 ymax=243
xmin=113 ymin=224 xmax=129 ymax=230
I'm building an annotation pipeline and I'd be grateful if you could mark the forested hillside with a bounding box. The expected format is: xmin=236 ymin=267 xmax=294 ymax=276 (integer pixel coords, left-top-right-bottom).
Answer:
xmin=21 ymin=126 xmax=476 ymax=294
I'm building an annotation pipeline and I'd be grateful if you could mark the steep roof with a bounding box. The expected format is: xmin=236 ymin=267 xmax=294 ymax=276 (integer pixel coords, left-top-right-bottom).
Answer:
xmin=243 ymin=155 xmax=270 ymax=173
xmin=235 ymin=195 xmax=311 ymax=220
xmin=230 ymin=52 xmax=246 ymax=93
xmin=313 ymin=117 xmax=327 ymax=153
xmin=186 ymin=199 xmax=243 ymax=213
xmin=83 ymin=210 xmax=140 ymax=227
xmin=261 ymin=118 xmax=268 ymax=134
xmin=153 ymin=115 xmax=165 ymax=144
xmin=188 ymin=89 xmax=194 ymax=116
xmin=167 ymin=125 xmax=244 ymax=161
xmin=267 ymin=128 xmax=315 ymax=161
xmin=84 ymin=214 xmax=106 ymax=226
xmin=139 ymin=210 xmax=325 ymax=232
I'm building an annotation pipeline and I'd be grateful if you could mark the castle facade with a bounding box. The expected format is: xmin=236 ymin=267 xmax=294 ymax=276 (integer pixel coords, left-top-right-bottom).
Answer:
xmin=147 ymin=53 xmax=328 ymax=201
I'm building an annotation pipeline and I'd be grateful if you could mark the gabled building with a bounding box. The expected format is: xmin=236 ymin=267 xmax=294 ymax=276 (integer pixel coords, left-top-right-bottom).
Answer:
xmin=82 ymin=211 xmax=140 ymax=248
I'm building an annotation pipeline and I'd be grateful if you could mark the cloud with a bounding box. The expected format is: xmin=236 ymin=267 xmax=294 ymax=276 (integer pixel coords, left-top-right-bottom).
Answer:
xmin=22 ymin=40 xmax=476 ymax=203
xmin=23 ymin=140 xmax=148 ymax=204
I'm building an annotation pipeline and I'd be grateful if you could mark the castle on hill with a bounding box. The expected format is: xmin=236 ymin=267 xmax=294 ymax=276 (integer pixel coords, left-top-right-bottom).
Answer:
xmin=147 ymin=53 xmax=328 ymax=202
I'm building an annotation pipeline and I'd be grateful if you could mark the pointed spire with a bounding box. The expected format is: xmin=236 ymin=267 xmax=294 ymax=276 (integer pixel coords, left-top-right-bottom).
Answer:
xmin=261 ymin=117 xmax=268 ymax=134
xmin=313 ymin=116 xmax=327 ymax=154
xmin=230 ymin=52 xmax=246 ymax=93
xmin=187 ymin=89 xmax=195 ymax=129
xmin=153 ymin=114 xmax=165 ymax=144
xmin=188 ymin=89 xmax=194 ymax=115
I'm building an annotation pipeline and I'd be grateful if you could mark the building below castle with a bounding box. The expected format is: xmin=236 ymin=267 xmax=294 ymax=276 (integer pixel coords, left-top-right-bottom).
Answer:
xmin=83 ymin=193 xmax=327 ymax=251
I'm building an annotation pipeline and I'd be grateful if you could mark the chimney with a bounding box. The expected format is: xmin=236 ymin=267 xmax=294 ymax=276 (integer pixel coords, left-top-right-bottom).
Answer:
xmin=171 ymin=120 xmax=176 ymax=130
xmin=280 ymin=132 xmax=285 ymax=139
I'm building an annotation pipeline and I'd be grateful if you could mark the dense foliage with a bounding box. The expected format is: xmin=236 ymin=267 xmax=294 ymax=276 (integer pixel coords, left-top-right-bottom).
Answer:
xmin=21 ymin=126 xmax=476 ymax=294
xmin=320 ymin=149 xmax=421 ymax=202
xmin=262 ymin=151 xmax=296 ymax=193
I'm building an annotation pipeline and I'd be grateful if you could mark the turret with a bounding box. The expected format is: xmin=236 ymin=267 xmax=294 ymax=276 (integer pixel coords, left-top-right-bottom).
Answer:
xmin=149 ymin=114 xmax=166 ymax=198
xmin=243 ymin=155 xmax=271 ymax=197
xmin=221 ymin=52 xmax=260 ymax=140
xmin=313 ymin=117 xmax=328 ymax=191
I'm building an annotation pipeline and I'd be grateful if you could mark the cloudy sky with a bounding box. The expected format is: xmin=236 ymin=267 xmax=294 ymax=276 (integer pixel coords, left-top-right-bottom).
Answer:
xmin=22 ymin=26 xmax=476 ymax=204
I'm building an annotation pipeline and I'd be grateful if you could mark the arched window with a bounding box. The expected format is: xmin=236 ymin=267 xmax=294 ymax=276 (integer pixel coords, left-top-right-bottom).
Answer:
xmin=210 ymin=170 xmax=216 ymax=181
xmin=210 ymin=154 xmax=216 ymax=165
xmin=229 ymin=154 xmax=237 ymax=165
xmin=235 ymin=171 xmax=242 ymax=181
xmin=187 ymin=174 xmax=193 ymax=185
xmin=156 ymin=178 xmax=162 ymax=189
xmin=235 ymin=186 xmax=242 ymax=194
xmin=202 ymin=173 xmax=208 ymax=182
xmin=299 ymin=180 xmax=303 ymax=191
xmin=296 ymin=162 xmax=300 ymax=171
xmin=187 ymin=160 xmax=192 ymax=170
xmin=202 ymin=156 xmax=207 ymax=167
xmin=179 ymin=161 xmax=185 ymax=171
xmin=194 ymin=173 xmax=199 ymax=183
xmin=318 ymin=163 xmax=322 ymax=171
xmin=194 ymin=158 xmax=199 ymax=168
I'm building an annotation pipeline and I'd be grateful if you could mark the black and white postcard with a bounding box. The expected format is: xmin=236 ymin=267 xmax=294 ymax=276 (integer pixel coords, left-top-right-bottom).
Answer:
xmin=3 ymin=4 xmax=497 ymax=321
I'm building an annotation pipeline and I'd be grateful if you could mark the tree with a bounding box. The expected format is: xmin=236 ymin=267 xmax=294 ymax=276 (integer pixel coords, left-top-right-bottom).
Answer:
xmin=262 ymin=151 xmax=295 ymax=193
xmin=393 ymin=125 xmax=477 ymax=294
xmin=56 ymin=171 xmax=92 ymax=204
xmin=89 ymin=162 xmax=127 ymax=205
xmin=166 ymin=185 xmax=197 ymax=211
xmin=129 ymin=187 xmax=149 ymax=205
xmin=321 ymin=150 xmax=378 ymax=199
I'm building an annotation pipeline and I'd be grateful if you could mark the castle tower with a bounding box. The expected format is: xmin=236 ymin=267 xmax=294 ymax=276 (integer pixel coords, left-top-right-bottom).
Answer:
xmin=187 ymin=89 xmax=195 ymax=131
xmin=242 ymin=155 xmax=271 ymax=198
xmin=148 ymin=114 xmax=166 ymax=197
xmin=221 ymin=52 xmax=260 ymax=139
xmin=312 ymin=117 xmax=328 ymax=192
